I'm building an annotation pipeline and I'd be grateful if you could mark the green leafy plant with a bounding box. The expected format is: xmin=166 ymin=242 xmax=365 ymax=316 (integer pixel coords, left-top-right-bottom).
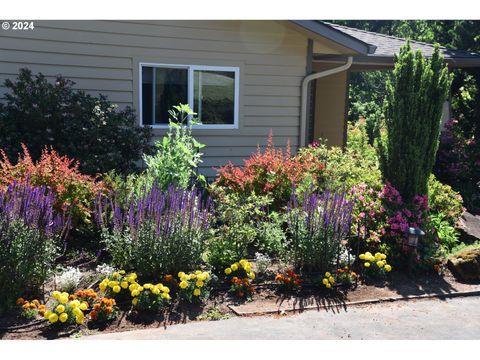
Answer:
xmin=0 ymin=68 xmax=152 ymax=176
xmin=379 ymin=42 xmax=452 ymax=203
xmin=206 ymin=188 xmax=282 ymax=271
xmin=137 ymin=104 xmax=206 ymax=192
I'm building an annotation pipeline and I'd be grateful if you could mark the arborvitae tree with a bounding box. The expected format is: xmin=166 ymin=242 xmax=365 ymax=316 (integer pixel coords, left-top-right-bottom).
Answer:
xmin=379 ymin=42 xmax=452 ymax=203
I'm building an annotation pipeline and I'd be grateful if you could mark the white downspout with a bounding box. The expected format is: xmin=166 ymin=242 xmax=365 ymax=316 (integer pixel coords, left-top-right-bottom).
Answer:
xmin=300 ymin=56 xmax=353 ymax=147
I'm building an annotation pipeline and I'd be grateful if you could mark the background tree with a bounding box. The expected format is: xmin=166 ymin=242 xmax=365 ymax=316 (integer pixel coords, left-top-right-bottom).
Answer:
xmin=379 ymin=43 xmax=452 ymax=202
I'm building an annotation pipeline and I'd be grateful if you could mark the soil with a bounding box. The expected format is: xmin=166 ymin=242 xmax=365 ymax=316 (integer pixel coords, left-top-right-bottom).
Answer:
xmin=1 ymin=267 xmax=479 ymax=340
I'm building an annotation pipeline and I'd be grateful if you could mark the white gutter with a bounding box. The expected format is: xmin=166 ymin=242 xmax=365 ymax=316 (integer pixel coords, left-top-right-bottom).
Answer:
xmin=300 ymin=56 xmax=353 ymax=147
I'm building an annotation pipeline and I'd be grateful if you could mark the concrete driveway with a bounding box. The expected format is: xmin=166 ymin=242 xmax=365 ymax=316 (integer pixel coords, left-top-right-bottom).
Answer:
xmin=84 ymin=296 xmax=480 ymax=340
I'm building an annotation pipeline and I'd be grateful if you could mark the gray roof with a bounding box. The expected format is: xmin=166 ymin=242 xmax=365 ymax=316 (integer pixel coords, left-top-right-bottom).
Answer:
xmin=310 ymin=21 xmax=480 ymax=68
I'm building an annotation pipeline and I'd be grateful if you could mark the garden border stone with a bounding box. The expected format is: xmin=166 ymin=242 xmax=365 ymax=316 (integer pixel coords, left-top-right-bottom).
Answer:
xmin=228 ymin=289 xmax=480 ymax=316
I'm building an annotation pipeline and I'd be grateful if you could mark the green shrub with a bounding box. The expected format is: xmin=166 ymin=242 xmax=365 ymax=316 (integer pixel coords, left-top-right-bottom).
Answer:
xmin=136 ymin=104 xmax=206 ymax=192
xmin=206 ymin=188 xmax=284 ymax=271
xmin=302 ymin=121 xmax=382 ymax=191
xmin=379 ymin=43 xmax=452 ymax=203
xmin=428 ymin=174 xmax=464 ymax=225
xmin=0 ymin=69 xmax=152 ymax=176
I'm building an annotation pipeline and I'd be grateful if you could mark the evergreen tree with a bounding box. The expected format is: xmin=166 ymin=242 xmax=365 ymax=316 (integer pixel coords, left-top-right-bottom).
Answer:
xmin=379 ymin=43 xmax=452 ymax=203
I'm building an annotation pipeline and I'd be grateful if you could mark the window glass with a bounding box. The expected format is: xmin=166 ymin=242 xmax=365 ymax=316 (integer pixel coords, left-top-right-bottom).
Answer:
xmin=193 ymin=70 xmax=235 ymax=125
xmin=154 ymin=67 xmax=188 ymax=124
xmin=141 ymin=66 xmax=153 ymax=125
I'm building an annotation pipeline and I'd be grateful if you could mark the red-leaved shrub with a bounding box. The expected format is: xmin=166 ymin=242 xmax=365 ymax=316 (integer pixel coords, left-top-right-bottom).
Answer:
xmin=0 ymin=144 xmax=104 ymax=225
xmin=214 ymin=132 xmax=325 ymax=209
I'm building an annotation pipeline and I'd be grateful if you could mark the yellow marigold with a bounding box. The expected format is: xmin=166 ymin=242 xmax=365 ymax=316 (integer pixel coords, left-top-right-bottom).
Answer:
xmin=112 ymin=285 xmax=121 ymax=293
xmin=189 ymin=274 xmax=196 ymax=280
xmin=73 ymin=307 xmax=83 ymax=317
xmin=377 ymin=261 xmax=384 ymax=268
xmin=132 ymin=298 xmax=138 ymax=306
xmin=231 ymin=263 xmax=238 ymax=271
xmin=381 ymin=254 xmax=387 ymax=260
xmin=119 ymin=270 xmax=126 ymax=275
xmin=52 ymin=291 xmax=61 ymax=300
xmin=108 ymin=281 xmax=118 ymax=288
xmin=239 ymin=259 xmax=248 ymax=267
xmin=144 ymin=283 xmax=153 ymax=290
xmin=152 ymin=287 xmax=160 ymax=295
xmin=161 ymin=293 xmax=171 ymax=300
xmin=359 ymin=254 xmax=366 ymax=260
xmin=195 ymin=270 xmax=202 ymax=275
xmin=224 ymin=268 xmax=232 ymax=275
xmin=44 ymin=310 xmax=52 ymax=319
xmin=328 ymin=276 xmax=335 ymax=284
xmin=129 ymin=283 xmax=138 ymax=291
xmin=325 ymin=272 xmax=331 ymax=277
xmin=112 ymin=272 xmax=120 ymax=278
xmin=79 ymin=302 xmax=88 ymax=311
xmin=59 ymin=313 xmax=68 ymax=323
xmin=179 ymin=281 xmax=188 ymax=289
xmin=322 ymin=278 xmax=329 ymax=285
xmin=75 ymin=314 xmax=84 ymax=324
xmin=326 ymin=283 xmax=331 ymax=289
xmin=364 ymin=262 xmax=371 ymax=268
xmin=203 ymin=272 xmax=209 ymax=279
xmin=196 ymin=280 xmax=204 ymax=287
xmin=375 ymin=252 xmax=382 ymax=260
xmin=59 ymin=295 xmax=69 ymax=304
xmin=121 ymin=281 xmax=129 ymax=289
xmin=48 ymin=313 xmax=59 ymax=323
xmin=178 ymin=271 xmax=185 ymax=279
xmin=131 ymin=290 xmax=140 ymax=297
xmin=244 ymin=264 xmax=252 ymax=272
xmin=193 ymin=288 xmax=201 ymax=296
xmin=248 ymin=272 xmax=255 ymax=280
xmin=69 ymin=300 xmax=80 ymax=308
xmin=385 ymin=264 xmax=392 ymax=272
xmin=99 ymin=283 xmax=107 ymax=292
xmin=163 ymin=286 xmax=170 ymax=294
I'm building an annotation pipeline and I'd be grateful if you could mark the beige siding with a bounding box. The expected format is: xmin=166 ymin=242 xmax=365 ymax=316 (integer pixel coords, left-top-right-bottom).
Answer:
xmin=312 ymin=62 xmax=349 ymax=147
xmin=0 ymin=20 xmax=309 ymax=177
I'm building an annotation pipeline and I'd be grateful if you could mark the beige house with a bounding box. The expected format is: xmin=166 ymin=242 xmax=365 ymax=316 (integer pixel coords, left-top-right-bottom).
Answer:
xmin=1 ymin=20 xmax=479 ymax=177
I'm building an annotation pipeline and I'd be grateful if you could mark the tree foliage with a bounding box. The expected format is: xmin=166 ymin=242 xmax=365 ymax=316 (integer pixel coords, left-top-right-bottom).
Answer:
xmin=379 ymin=43 xmax=452 ymax=202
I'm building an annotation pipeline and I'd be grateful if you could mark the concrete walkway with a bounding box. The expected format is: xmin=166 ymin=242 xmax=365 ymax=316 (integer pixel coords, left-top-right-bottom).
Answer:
xmin=84 ymin=296 xmax=480 ymax=340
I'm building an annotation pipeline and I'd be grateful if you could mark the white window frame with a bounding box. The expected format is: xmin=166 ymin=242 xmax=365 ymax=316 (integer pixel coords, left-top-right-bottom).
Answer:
xmin=139 ymin=62 xmax=239 ymax=129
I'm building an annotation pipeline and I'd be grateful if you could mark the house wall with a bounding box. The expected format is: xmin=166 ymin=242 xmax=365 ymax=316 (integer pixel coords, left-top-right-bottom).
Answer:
xmin=312 ymin=62 xmax=349 ymax=147
xmin=0 ymin=20 xmax=310 ymax=177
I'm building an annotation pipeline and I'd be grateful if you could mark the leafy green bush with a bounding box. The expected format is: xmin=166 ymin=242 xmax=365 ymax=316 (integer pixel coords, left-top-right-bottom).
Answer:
xmin=428 ymin=175 xmax=464 ymax=225
xmin=0 ymin=68 xmax=152 ymax=176
xmin=206 ymin=188 xmax=285 ymax=271
xmin=303 ymin=121 xmax=382 ymax=191
xmin=136 ymin=104 xmax=206 ymax=192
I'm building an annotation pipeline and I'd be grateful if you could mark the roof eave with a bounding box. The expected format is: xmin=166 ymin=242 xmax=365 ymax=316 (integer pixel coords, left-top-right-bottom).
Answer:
xmin=314 ymin=54 xmax=480 ymax=69
xmin=290 ymin=20 xmax=376 ymax=56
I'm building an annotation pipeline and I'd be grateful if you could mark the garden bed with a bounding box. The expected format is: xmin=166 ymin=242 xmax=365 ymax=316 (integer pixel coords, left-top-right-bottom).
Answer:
xmin=1 ymin=268 xmax=478 ymax=340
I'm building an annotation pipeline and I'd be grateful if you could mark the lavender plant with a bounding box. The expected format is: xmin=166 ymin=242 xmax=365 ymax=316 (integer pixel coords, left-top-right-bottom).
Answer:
xmin=0 ymin=181 xmax=70 ymax=313
xmin=286 ymin=189 xmax=354 ymax=273
xmin=95 ymin=185 xmax=212 ymax=277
